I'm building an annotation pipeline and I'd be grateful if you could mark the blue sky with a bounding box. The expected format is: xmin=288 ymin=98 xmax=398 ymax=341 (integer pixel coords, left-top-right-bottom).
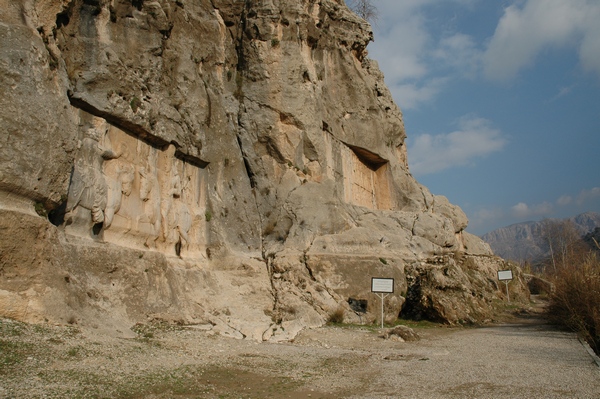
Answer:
xmin=365 ymin=0 xmax=600 ymax=235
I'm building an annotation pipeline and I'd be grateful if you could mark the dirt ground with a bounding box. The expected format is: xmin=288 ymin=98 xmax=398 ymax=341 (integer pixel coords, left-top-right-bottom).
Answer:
xmin=1 ymin=298 xmax=599 ymax=398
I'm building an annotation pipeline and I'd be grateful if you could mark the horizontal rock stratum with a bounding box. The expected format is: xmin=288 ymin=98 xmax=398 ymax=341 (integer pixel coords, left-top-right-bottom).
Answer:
xmin=0 ymin=0 xmax=528 ymax=340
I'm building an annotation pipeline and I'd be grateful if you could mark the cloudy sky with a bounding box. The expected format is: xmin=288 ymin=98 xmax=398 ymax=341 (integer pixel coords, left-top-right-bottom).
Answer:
xmin=365 ymin=0 xmax=600 ymax=235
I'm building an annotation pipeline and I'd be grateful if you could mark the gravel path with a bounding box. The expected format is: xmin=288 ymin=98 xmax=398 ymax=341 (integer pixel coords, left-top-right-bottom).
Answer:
xmin=1 ymin=304 xmax=599 ymax=398
xmin=342 ymin=321 xmax=600 ymax=398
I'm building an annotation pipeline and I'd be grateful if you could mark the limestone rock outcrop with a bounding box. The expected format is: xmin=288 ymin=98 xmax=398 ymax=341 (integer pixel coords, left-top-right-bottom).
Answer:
xmin=0 ymin=0 xmax=528 ymax=340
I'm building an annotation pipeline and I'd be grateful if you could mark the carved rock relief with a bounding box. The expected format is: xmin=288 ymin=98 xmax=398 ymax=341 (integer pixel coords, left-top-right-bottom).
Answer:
xmin=64 ymin=112 xmax=208 ymax=258
xmin=322 ymin=131 xmax=393 ymax=211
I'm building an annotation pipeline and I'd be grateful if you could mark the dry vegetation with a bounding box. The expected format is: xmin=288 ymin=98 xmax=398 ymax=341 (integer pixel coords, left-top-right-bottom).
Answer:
xmin=547 ymin=252 xmax=600 ymax=354
xmin=540 ymin=221 xmax=600 ymax=354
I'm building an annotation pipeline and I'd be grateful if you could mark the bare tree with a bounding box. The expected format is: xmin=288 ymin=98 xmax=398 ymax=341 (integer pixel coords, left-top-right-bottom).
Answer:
xmin=347 ymin=0 xmax=378 ymax=24
xmin=541 ymin=219 xmax=586 ymax=273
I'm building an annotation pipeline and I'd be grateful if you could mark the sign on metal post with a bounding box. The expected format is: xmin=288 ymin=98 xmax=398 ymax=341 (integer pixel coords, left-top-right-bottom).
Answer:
xmin=371 ymin=278 xmax=394 ymax=329
xmin=498 ymin=270 xmax=513 ymax=281
xmin=372 ymin=277 xmax=394 ymax=294
xmin=497 ymin=270 xmax=513 ymax=302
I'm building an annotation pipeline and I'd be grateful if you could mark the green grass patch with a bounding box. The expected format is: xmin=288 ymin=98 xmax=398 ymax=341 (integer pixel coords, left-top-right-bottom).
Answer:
xmin=393 ymin=318 xmax=445 ymax=329
xmin=112 ymin=365 xmax=303 ymax=399
xmin=0 ymin=319 xmax=25 ymax=337
xmin=66 ymin=346 xmax=80 ymax=357
xmin=0 ymin=339 xmax=34 ymax=372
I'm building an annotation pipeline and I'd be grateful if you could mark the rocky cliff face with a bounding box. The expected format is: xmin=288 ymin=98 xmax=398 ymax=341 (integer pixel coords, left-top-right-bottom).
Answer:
xmin=0 ymin=0 xmax=528 ymax=340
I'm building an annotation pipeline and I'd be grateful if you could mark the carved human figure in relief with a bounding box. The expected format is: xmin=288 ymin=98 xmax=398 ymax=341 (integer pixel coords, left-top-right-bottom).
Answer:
xmin=104 ymin=159 xmax=135 ymax=229
xmin=165 ymin=163 xmax=192 ymax=248
xmin=65 ymin=119 xmax=120 ymax=228
xmin=175 ymin=173 xmax=193 ymax=248
xmin=159 ymin=145 xmax=194 ymax=255
xmin=138 ymin=150 xmax=162 ymax=247
xmin=159 ymin=145 xmax=177 ymax=244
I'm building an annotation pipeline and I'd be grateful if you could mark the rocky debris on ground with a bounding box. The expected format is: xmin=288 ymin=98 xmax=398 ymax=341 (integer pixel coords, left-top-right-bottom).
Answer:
xmin=3 ymin=310 xmax=600 ymax=399
xmin=380 ymin=325 xmax=420 ymax=342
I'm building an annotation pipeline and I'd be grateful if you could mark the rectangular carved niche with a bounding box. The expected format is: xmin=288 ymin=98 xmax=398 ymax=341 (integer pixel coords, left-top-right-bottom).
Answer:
xmin=342 ymin=146 xmax=393 ymax=210
xmin=322 ymin=131 xmax=393 ymax=210
xmin=64 ymin=113 xmax=208 ymax=258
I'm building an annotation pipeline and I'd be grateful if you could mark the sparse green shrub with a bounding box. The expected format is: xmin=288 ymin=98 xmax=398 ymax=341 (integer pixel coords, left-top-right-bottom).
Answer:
xmin=205 ymin=210 xmax=212 ymax=222
xmin=271 ymin=38 xmax=280 ymax=47
xmin=130 ymin=96 xmax=142 ymax=113
xmin=34 ymin=202 xmax=47 ymax=217
xmin=379 ymin=258 xmax=388 ymax=265
xmin=67 ymin=347 xmax=79 ymax=357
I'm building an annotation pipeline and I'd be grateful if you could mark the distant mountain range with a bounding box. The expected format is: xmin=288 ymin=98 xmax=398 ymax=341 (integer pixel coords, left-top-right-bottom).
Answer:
xmin=481 ymin=212 xmax=600 ymax=262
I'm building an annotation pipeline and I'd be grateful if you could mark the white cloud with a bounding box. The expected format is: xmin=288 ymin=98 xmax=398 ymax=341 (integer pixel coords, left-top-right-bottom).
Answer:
xmin=407 ymin=115 xmax=507 ymax=175
xmin=370 ymin=0 xmax=600 ymax=110
xmin=483 ymin=0 xmax=600 ymax=81
xmin=369 ymin=5 xmax=431 ymax=84
xmin=576 ymin=187 xmax=600 ymax=205
xmin=510 ymin=201 xmax=553 ymax=219
xmin=470 ymin=187 xmax=600 ymax=234
xmin=434 ymin=33 xmax=481 ymax=78
xmin=548 ymin=85 xmax=576 ymax=102
xmin=493 ymin=187 xmax=600 ymax=231
xmin=557 ymin=195 xmax=573 ymax=206
xmin=579 ymin=16 xmax=600 ymax=76
xmin=555 ymin=188 xmax=600 ymax=208
xmin=370 ymin=0 xmax=483 ymax=110
xmin=374 ymin=0 xmax=437 ymax=20
xmin=388 ymin=78 xmax=447 ymax=110
xmin=468 ymin=206 xmax=506 ymax=234
xmin=511 ymin=202 xmax=530 ymax=218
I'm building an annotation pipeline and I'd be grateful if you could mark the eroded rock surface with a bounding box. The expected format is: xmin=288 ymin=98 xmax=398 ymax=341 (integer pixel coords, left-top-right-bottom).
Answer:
xmin=0 ymin=0 xmax=528 ymax=340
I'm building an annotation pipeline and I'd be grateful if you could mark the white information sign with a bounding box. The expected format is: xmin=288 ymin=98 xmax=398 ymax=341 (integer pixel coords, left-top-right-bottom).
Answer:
xmin=371 ymin=277 xmax=394 ymax=293
xmin=497 ymin=270 xmax=513 ymax=303
xmin=497 ymin=270 xmax=513 ymax=281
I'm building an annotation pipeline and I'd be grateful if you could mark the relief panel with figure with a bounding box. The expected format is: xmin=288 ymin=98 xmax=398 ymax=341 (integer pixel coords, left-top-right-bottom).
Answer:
xmin=64 ymin=112 xmax=208 ymax=258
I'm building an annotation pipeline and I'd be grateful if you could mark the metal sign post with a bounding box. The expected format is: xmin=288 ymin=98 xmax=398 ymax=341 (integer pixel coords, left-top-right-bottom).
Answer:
xmin=371 ymin=277 xmax=394 ymax=329
xmin=497 ymin=270 xmax=514 ymax=302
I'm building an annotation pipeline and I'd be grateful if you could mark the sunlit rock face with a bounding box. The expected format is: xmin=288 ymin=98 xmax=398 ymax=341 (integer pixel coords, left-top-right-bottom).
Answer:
xmin=0 ymin=0 xmax=528 ymax=340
